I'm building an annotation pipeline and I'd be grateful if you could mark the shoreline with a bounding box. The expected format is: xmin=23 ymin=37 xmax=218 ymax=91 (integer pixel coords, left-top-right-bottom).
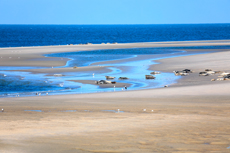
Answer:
xmin=0 ymin=40 xmax=230 ymax=152
xmin=0 ymin=39 xmax=230 ymax=67
xmin=0 ymin=40 xmax=230 ymax=97
xmin=1 ymin=39 xmax=230 ymax=49
xmin=0 ymin=50 xmax=193 ymax=97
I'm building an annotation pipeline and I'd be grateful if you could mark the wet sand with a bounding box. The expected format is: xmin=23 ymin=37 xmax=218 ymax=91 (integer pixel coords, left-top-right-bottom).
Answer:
xmin=69 ymin=80 xmax=131 ymax=88
xmin=0 ymin=40 xmax=230 ymax=152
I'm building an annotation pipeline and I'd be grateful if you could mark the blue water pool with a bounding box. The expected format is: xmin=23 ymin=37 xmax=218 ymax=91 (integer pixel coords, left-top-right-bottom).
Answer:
xmin=0 ymin=47 xmax=208 ymax=97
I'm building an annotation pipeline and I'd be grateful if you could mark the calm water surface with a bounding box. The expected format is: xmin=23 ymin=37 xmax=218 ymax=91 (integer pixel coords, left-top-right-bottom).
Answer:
xmin=0 ymin=24 xmax=230 ymax=47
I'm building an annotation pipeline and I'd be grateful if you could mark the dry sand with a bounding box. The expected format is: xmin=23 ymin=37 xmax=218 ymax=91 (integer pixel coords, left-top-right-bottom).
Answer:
xmin=0 ymin=40 xmax=230 ymax=153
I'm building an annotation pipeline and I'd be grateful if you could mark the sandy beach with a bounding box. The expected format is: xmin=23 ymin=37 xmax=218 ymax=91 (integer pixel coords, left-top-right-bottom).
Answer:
xmin=0 ymin=40 xmax=230 ymax=153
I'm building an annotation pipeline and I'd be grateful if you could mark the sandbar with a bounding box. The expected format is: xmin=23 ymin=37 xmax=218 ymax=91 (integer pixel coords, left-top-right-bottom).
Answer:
xmin=0 ymin=40 xmax=230 ymax=152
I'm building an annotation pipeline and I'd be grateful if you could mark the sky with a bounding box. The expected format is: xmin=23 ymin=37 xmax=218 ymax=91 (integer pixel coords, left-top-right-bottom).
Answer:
xmin=0 ymin=0 xmax=230 ymax=24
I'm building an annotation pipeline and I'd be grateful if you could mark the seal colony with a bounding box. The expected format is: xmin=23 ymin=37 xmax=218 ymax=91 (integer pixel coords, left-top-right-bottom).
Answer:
xmin=0 ymin=40 xmax=230 ymax=152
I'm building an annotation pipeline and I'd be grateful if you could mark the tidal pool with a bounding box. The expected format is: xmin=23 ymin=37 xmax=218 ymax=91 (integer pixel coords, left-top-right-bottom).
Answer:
xmin=24 ymin=110 xmax=42 ymax=112
xmin=60 ymin=110 xmax=77 ymax=112
xmin=102 ymin=110 xmax=125 ymax=113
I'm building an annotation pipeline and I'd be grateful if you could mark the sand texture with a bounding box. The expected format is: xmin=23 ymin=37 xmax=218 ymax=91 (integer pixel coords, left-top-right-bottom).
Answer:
xmin=0 ymin=40 xmax=230 ymax=153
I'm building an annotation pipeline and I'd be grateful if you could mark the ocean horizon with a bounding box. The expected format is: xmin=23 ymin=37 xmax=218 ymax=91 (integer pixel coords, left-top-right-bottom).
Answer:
xmin=0 ymin=24 xmax=230 ymax=48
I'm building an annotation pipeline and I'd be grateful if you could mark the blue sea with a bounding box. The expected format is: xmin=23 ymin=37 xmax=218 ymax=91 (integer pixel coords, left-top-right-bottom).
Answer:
xmin=0 ymin=24 xmax=230 ymax=97
xmin=0 ymin=24 xmax=230 ymax=47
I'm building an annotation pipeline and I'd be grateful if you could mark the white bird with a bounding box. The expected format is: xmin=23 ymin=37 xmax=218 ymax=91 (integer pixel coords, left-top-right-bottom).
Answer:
xmin=143 ymin=109 xmax=146 ymax=112
xmin=117 ymin=109 xmax=120 ymax=113
xmin=1 ymin=108 xmax=4 ymax=112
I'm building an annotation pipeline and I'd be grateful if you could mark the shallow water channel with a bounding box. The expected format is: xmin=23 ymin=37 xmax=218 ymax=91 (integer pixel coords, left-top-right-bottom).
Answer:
xmin=0 ymin=48 xmax=202 ymax=97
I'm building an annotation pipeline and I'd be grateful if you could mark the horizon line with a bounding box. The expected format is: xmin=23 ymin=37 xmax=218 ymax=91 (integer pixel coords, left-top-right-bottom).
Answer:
xmin=0 ymin=23 xmax=230 ymax=25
